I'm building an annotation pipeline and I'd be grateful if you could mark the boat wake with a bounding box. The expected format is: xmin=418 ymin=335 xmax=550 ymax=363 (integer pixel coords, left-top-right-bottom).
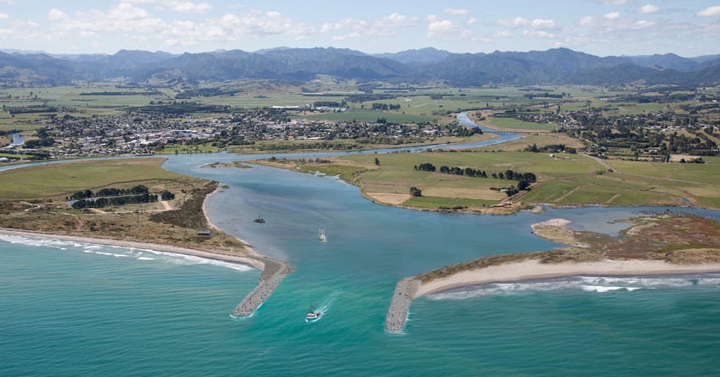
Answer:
xmin=428 ymin=274 xmax=720 ymax=300
xmin=306 ymin=294 xmax=335 ymax=323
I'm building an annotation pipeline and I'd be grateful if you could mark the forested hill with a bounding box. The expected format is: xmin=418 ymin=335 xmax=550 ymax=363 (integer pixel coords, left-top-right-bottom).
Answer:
xmin=1 ymin=47 xmax=719 ymax=87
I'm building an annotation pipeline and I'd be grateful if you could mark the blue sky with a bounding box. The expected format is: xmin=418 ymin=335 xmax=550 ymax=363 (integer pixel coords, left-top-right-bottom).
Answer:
xmin=0 ymin=0 xmax=719 ymax=56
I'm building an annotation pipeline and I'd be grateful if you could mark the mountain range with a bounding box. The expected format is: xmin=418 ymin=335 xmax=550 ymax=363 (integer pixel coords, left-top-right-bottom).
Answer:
xmin=1 ymin=47 xmax=719 ymax=87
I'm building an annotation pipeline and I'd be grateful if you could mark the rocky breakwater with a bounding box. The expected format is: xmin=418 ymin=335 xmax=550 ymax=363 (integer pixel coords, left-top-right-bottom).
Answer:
xmin=385 ymin=277 xmax=420 ymax=333
xmin=231 ymin=257 xmax=296 ymax=317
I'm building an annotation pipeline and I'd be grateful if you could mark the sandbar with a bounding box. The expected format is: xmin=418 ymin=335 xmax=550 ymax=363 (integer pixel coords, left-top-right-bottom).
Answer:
xmin=415 ymin=258 xmax=720 ymax=297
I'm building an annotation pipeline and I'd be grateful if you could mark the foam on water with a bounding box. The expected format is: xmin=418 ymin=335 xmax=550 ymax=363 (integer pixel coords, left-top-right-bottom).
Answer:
xmin=429 ymin=273 xmax=720 ymax=300
xmin=581 ymin=285 xmax=641 ymax=293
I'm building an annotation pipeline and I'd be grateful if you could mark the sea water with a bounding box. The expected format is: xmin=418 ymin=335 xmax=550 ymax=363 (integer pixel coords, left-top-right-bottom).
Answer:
xmin=2 ymin=152 xmax=719 ymax=376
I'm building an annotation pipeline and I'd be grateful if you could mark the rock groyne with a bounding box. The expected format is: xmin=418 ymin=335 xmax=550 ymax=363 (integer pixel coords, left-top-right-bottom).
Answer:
xmin=231 ymin=257 xmax=295 ymax=317
xmin=384 ymin=277 xmax=420 ymax=333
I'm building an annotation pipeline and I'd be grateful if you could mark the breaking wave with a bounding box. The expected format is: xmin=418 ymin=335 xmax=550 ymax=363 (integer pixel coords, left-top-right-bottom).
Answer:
xmin=0 ymin=233 xmax=252 ymax=272
xmin=429 ymin=274 xmax=720 ymax=300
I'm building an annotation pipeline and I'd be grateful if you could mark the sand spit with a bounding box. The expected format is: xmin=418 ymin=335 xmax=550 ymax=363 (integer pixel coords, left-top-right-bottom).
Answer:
xmin=414 ymin=258 xmax=720 ymax=297
xmin=384 ymin=258 xmax=720 ymax=332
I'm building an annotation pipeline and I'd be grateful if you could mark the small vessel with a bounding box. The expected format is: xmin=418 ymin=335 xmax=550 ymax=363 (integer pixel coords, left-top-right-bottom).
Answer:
xmin=254 ymin=215 xmax=265 ymax=224
xmin=306 ymin=308 xmax=321 ymax=323
xmin=318 ymin=227 xmax=327 ymax=242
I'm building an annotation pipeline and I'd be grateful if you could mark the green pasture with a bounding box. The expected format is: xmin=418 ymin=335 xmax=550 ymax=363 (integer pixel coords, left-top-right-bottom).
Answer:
xmin=610 ymin=158 xmax=720 ymax=185
xmin=615 ymin=102 xmax=667 ymax=114
xmin=0 ymin=158 xmax=187 ymax=199
xmin=336 ymin=150 xmax=720 ymax=210
xmin=404 ymin=196 xmax=498 ymax=209
xmin=344 ymin=151 xmax=595 ymax=176
xmin=295 ymin=109 xmax=432 ymax=124
xmin=475 ymin=133 xmax=585 ymax=152
xmin=487 ymin=117 xmax=558 ymax=131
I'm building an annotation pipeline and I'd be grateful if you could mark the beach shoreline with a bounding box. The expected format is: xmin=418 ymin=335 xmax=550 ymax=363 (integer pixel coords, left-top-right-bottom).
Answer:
xmin=0 ymin=185 xmax=296 ymax=318
xmin=414 ymin=258 xmax=720 ymax=297
xmin=384 ymin=257 xmax=720 ymax=333
xmin=0 ymin=227 xmax=266 ymax=270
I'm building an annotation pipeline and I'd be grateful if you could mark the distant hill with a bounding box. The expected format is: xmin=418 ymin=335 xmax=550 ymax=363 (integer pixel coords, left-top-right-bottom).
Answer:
xmin=374 ymin=47 xmax=455 ymax=66
xmin=0 ymin=47 xmax=718 ymax=87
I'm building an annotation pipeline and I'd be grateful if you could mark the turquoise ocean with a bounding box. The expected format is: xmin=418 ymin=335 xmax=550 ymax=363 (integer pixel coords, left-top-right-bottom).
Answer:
xmin=2 ymin=117 xmax=719 ymax=376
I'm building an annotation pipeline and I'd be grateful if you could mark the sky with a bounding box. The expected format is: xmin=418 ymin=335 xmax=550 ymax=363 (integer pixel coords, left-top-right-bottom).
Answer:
xmin=0 ymin=0 xmax=719 ymax=57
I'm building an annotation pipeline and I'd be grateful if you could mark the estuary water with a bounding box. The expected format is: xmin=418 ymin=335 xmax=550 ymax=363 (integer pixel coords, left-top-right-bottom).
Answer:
xmin=2 ymin=117 xmax=719 ymax=376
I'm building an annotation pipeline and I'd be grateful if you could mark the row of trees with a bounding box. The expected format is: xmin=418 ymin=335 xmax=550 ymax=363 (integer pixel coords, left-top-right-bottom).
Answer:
xmin=525 ymin=143 xmax=577 ymax=154
xmin=414 ymin=163 xmax=537 ymax=183
xmin=68 ymin=185 xmax=151 ymax=200
xmin=71 ymin=193 xmax=162 ymax=209
xmin=371 ymin=103 xmax=401 ymax=111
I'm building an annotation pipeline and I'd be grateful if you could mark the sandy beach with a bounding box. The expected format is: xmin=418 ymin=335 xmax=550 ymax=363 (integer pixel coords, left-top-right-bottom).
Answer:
xmin=0 ymin=227 xmax=266 ymax=270
xmin=415 ymin=258 xmax=720 ymax=297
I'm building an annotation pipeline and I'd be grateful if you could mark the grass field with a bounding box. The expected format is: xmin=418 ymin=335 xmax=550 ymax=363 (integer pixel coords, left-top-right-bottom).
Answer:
xmin=0 ymin=158 xmax=187 ymax=199
xmin=486 ymin=117 xmax=558 ymax=131
xmin=294 ymin=110 xmax=432 ymax=124
xmin=277 ymin=148 xmax=720 ymax=212
xmin=0 ymin=157 xmax=250 ymax=255
xmin=475 ymin=133 xmax=585 ymax=152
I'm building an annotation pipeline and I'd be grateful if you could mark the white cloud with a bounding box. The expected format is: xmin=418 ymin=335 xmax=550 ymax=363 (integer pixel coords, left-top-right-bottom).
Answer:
xmin=320 ymin=13 xmax=418 ymax=39
xmin=579 ymin=16 xmax=595 ymax=26
xmin=373 ymin=13 xmax=419 ymax=35
xmin=638 ymin=4 xmax=660 ymax=14
xmin=443 ymin=8 xmax=470 ymax=16
xmin=601 ymin=0 xmax=628 ymax=4
xmin=497 ymin=17 xmax=556 ymax=29
xmin=495 ymin=30 xmax=514 ymax=38
xmin=47 ymin=4 xmax=314 ymax=47
xmin=0 ymin=13 xmax=8 ymax=20
xmin=108 ymin=3 xmax=150 ymax=21
xmin=161 ymin=1 xmax=213 ymax=14
xmin=497 ymin=17 xmax=530 ymax=28
xmin=531 ymin=19 xmax=556 ymax=29
xmin=124 ymin=0 xmax=212 ymax=13
xmin=631 ymin=20 xmax=654 ymax=29
xmin=427 ymin=16 xmax=454 ymax=37
xmin=48 ymin=9 xmax=68 ymax=22
xmin=467 ymin=17 xmax=478 ymax=25
xmin=697 ymin=5 xmax=720 ymax=17
xmin=320 ymin=18 xmax=367 ymax=35
xmin=523 ymin=30 xmax=557 ymax=39
xmin=603 ymin=12 xmax=621 ymax=20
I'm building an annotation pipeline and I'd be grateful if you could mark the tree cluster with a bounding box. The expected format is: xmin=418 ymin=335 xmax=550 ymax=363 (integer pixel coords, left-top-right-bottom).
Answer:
xmin=68 ymin=185 xmax=151 ymax=200
xmin=414 ymin=163 xmax=536 ymax=196
xmin=71 ymin=193 xmax=159 ymax=209
xmin=525 ymin=143 xmax=576 ymax=154
xmin=371 ymin=103 xmax=401 ymax=111
xmin=68 ymin=185 xmax=175 ymax=209
xmin=414 ymin=163 xmax=536 ymax=183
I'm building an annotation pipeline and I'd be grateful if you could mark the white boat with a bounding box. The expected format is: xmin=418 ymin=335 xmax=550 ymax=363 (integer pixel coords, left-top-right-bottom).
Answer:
xmin=306 ymin=309 xmax=321 ymax=322
xmin=318 ymin=227 xmax=327 ymax=242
